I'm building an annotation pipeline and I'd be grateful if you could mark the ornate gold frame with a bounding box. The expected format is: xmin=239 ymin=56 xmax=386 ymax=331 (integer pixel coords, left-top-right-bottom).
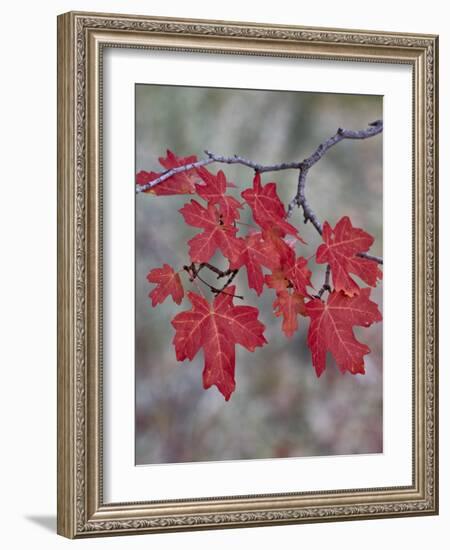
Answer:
xmin=57 ymin=11 xmax=439 ymax=538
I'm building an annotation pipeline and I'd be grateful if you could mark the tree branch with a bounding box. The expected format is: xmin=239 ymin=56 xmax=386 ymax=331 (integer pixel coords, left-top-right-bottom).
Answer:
xmin=203 ymin=151 xmax=306 ymax=173
xmin=137 ymin=120 xmax=383 ymax=265
xmin=286 ymin=120 xmax=383 ymax=265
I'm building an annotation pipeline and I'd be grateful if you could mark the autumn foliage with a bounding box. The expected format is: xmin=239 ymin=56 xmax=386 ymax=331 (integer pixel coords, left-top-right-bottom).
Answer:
xmin=139 ymin=150 xmax=382 ymax=401
xmin=171 ymin=287 xmax=266 ymax=401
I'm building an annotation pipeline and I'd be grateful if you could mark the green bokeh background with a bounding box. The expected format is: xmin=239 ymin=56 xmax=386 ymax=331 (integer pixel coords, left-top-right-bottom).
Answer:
xmin=135 ymin=84 xmax=383 ymax=465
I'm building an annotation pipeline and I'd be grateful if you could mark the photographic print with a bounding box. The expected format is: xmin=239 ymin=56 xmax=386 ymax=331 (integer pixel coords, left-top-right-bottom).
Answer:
xmin=135 ymin=84 xmax=383 ymax=465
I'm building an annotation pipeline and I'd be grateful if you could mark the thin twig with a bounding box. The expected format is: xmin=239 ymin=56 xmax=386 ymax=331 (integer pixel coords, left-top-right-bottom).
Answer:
xmin=289 ymin=169 xmax=323 ymax=234
xmin=357 ymin=251 xmax=383 ymax=263
xmin=316 ymin=265 xmax=332 ymax=299
xmin=220 ymin=269 xmax=238 ymax=291
xmin=183 ymin=263 xmax=243 ymax=299
xmin=200 ymin=263 xmax=235 ymax=279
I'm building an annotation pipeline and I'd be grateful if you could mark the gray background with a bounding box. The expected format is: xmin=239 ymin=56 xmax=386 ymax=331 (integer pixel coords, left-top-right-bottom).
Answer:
xmin=135 ymin=84 xmax=383 ymax=465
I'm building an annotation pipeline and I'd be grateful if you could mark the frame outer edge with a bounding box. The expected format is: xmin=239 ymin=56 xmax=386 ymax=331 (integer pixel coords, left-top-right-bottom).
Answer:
xmin=57 ymin=12 xmax=77 ymax=539
xmin=431 ymin=35 xmax=439 ymax=514
xmin=56 ymin=10 xmax=439 ymax=538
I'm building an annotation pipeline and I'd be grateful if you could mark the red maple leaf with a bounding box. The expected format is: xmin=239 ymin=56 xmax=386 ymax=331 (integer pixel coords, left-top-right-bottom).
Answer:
xmin=273 ymin=290 xmax=306 ymax=338
xmin=316 ymin=216 xmax=382 ymax=296
xmin=241 ymin=173 xmax=303 ymax=238
xmin=285 ymin=256 xmax=313 ymax=297
xmin=261 ymin=227 xmax=297 ymax=264
xmin=229 ymin=232 xmax=280 ymax=295
xmin=305 ymin=288 xmax=382 ymax=377
xmin=147 ymin=264 xmax=184 ymax=306
xmin=171 ymin=287 xmax=267 ymax=400
xmin=264 ymin=241 xmax=313 ymax=298
xmin=195 ymin=167 xmax=242 ymax=223
xmin=179 ymin=200 xmax=244 ymax=263
xmin=265 ymin=268 xmax=290 ymax=293
xmin=136 ymin=150 xmax=199 ymax=195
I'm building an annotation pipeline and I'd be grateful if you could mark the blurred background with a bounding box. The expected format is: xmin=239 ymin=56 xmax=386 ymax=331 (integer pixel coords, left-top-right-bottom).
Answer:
xmin=135 ymin=84 xmax=383 ymax=465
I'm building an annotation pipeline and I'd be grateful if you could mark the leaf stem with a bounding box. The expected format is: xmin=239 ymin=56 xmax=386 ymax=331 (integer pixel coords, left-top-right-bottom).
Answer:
xmin=316 ymin=265 xmax=332 ymax=299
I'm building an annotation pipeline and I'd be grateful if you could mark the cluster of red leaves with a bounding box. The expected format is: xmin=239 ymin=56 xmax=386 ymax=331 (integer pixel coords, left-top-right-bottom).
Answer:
xmin=141 ymin=151 xmax=382 ymax=400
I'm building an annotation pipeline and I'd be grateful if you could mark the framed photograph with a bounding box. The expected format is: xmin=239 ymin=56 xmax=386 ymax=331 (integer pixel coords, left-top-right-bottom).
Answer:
xmin=57 ymin=11 xmax=439 ymax=538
